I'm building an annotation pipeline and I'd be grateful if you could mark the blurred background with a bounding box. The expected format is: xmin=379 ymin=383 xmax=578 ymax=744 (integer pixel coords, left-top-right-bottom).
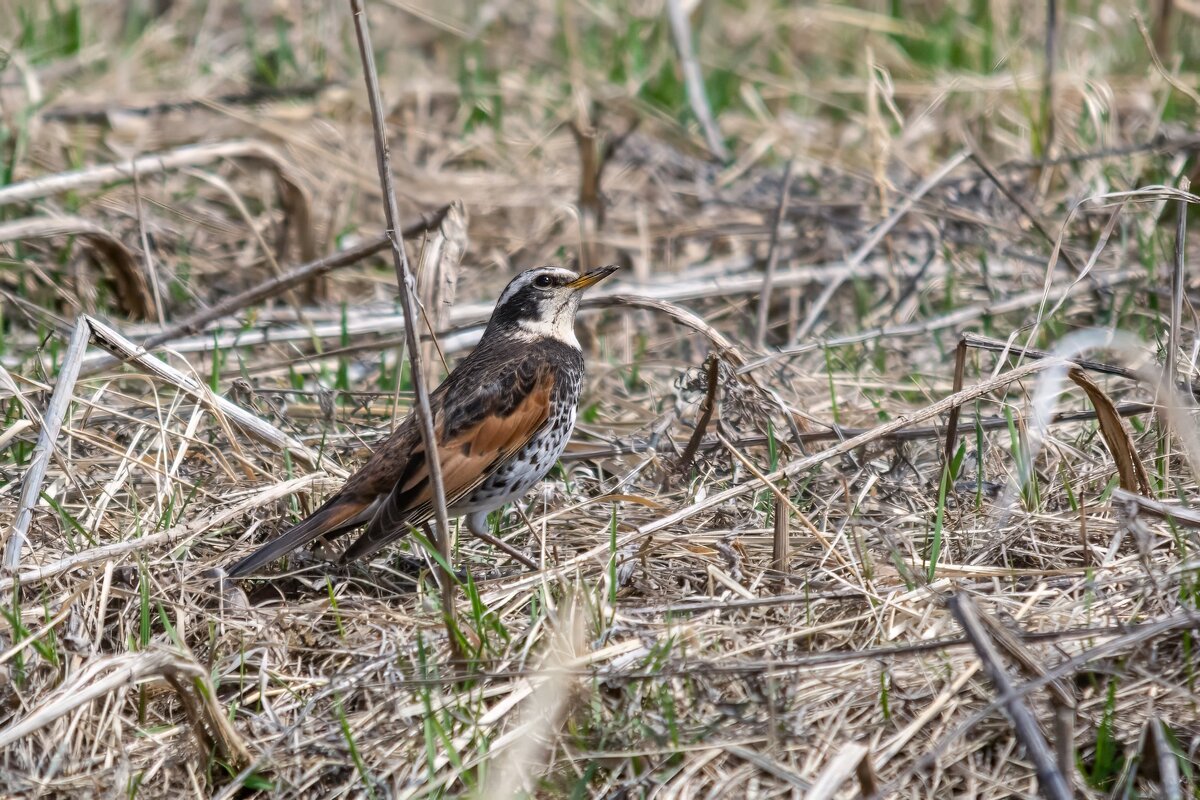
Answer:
xmin=3 ymin=0 xmax=1197 ymax=315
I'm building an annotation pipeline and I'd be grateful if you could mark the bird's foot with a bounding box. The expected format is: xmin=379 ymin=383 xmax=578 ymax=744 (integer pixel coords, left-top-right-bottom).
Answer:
xmin=465 ymin=511 xmax=538 ymax=570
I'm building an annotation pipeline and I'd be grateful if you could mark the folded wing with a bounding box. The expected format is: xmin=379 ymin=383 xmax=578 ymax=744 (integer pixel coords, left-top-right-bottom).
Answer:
xmin=339 ymin=368 xmax=554 ymax=562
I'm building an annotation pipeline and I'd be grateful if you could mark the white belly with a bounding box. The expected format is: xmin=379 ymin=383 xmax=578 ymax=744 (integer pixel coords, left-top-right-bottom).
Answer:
xmin=451 ymin=402 xmax=577 ymax=515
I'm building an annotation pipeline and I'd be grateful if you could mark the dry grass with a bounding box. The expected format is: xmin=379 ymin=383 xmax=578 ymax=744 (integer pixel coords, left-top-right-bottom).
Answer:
xmin=2 ymin=0 xmax=1200 ymax=797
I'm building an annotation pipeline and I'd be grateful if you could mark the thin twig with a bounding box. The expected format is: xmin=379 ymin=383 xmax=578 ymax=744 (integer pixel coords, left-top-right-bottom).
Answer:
xmin=611 ymin=358 xmax=1067 ymax=555
xmin=265 ymin=615 xmax=1195 ymax=686
xmin=4 ymin=319 xmax=90 ymax=570
xmin=1041 ymin=0 xmax=1058 ymax=159
xmin=755 ymin=160 xmax=795 ymax=350
xmin=593 ymin=294 xmax=746 ymax=365
xmin=467 ymin=526 xmax=538 ymax=571
xmin=793 ymin=149 xmax=970 ymax=342
xmin=871 ymin=611 xmax=1199 ymax=799
xmin=961 ymin=331 xmax=1200 ymax=400
xmin=968 ymin=150 xmax=1088 ymax=279
xmin=349 ymin=0 xmax=459 ymax=660
xmin=999 ymin=132 xmax=1200 ymax=171
xmin=975 ymin=610 xmax=1077 ymax=788
xmin=718 ymin=431 xmax=848 ymax=568
xmin=130 ymin=163 xmax=165 ymax=325
xmin=946 ymin=595 xmax=1074 ymax=800
xmin=743 ymin=267 xmax=1141 ymax=373
xmin=562 ymin=402 xmax=1154 ymax=462
xmin=79 ymin=208 xmax=449 ymax=377
xmin=1167 ymin=177 xmax=1188 ymax=388
xmin=40 ymin=82 xmax=332 ymax=122
xmin=158 ymin=230 xmax=431 ymax=340
xmin=676 ymin=353 xmax=720 ymax=481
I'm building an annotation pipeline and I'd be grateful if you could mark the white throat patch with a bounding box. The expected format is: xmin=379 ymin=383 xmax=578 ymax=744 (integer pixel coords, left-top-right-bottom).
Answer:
xmin=517 ymin=305 xmax=581 ymax=348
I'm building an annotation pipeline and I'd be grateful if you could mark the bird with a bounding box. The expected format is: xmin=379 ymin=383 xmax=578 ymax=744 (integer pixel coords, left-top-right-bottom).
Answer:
xmin=226 ymin=264 xmax=619 ymax=577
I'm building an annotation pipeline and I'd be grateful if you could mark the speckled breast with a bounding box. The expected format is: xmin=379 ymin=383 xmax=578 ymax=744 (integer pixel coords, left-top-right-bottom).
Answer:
xmin=453 ymin=369 xmax=581 ymax=514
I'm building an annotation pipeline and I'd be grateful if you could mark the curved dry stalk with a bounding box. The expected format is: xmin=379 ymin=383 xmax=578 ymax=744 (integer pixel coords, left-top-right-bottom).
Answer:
xmin=0 ymin=140 xmax=315 ymax=291
xmin=0 ymin=648 xmax=250 ymax=769
xmin=587 ymin=293 xmax=746 ymax=365
xmin=0 ymin=216 xmax=153 ymax=319
xmin=1067 ymin=368 xmax=1151 ymax=496
xmin=86 ymin=316 xmax=341 ymax=474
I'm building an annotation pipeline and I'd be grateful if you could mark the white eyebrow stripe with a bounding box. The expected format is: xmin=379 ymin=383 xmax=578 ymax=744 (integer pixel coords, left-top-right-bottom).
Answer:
xmin=495 ymin=267 xmax=578 ymax=307
xmin=496 ymin=273 xmax=535 ymax=307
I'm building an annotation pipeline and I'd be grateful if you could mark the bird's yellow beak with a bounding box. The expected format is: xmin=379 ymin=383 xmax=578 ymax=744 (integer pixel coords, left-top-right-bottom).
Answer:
xmin=566 ymin=265 xmax=620 ymax=290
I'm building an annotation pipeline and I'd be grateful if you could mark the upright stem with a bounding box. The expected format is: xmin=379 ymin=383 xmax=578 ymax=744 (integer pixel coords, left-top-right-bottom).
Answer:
xmin=349 ymin=0 xmax=460 ymax=660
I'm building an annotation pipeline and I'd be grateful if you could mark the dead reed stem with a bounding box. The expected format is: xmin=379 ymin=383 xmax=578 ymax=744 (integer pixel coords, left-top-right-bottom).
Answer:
xmin=754 ymin=159 xmax=794 ymax=350
xmin=947 ymin=593 xmax=1073 ymax=800
xmin=4 ymin=318 xmax=90 ymax=569
xmin=664 ymin=0 xmax=729 ymax=161
xmin=349 ymin=0 xmax=460 ymax=662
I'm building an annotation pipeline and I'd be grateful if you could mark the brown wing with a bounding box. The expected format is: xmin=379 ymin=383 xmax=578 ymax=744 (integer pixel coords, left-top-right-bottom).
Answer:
xmin=339 ymin=370 xmax=554 ymax=562
xmin=225 ymin=421 xmax=423 ymax=577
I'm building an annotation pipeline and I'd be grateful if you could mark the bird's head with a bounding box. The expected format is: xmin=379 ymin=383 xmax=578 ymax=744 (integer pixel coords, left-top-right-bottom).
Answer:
xmin=486 ymin=265 xmax=619 ymax=346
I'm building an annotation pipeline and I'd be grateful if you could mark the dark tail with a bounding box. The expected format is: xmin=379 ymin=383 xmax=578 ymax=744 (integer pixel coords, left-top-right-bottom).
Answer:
xmin=337 ymin=480 xmax=425 ymax=564
xmin=226 ymin=495 xmax=373 ymax=577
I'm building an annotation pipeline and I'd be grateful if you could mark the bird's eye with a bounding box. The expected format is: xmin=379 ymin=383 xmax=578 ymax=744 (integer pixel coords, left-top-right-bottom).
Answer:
xmin=533 ymin=275 xmax=554 ymax=288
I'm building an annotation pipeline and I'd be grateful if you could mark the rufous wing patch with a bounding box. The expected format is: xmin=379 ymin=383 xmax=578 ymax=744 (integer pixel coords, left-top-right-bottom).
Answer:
xmin=437 ymin=370 xmax=553 ymax=500
xmin=341 ymin=370 xmax=556 ymax=562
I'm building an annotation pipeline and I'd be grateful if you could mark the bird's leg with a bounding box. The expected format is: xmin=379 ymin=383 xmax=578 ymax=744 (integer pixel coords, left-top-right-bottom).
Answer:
xmin=465 ymin=512 xmax=490 ymax=539
xmin=465 ymin=510 xmax=538 ymax=570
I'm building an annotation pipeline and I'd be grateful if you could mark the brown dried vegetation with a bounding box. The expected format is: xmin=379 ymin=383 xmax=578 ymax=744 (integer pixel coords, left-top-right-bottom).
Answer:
xmin=1 ymin=0 xmax=1200 ymax=797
